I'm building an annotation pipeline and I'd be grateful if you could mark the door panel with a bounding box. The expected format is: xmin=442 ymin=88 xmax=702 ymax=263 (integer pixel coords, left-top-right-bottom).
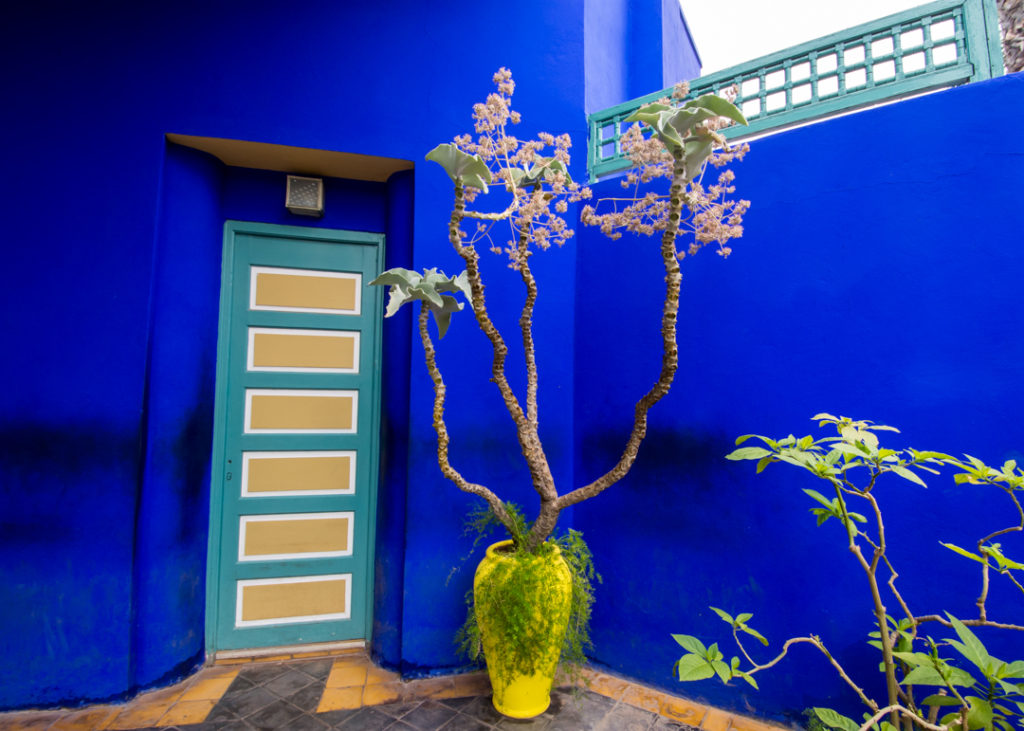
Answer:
xmin=208 ymin=222 xmax=383 ymax=652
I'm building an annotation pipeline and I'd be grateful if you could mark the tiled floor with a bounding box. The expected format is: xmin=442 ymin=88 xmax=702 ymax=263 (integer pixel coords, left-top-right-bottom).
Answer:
xmin=0 ymin=651 xmax=782 ymax=731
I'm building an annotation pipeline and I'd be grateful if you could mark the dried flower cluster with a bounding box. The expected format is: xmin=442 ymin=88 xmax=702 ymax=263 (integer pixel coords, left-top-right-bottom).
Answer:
xmin=452 ymin=68 xmax=591 ymax=269
xmin=581 ymin=82 xmax=751 ymax=259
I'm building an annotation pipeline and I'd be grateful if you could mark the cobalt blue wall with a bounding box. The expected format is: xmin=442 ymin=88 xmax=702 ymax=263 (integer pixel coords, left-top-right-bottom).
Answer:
xmin=0 ymin=0 xmax=684 ymax=710
xmin=584 ymin=0 xmax=702 ymax=113
xmin=574 ymin=72 xmax=1024 ymax=723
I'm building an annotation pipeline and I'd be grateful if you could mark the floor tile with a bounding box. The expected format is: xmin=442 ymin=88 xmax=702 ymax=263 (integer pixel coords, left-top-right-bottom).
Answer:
xmin=365 ymin=666 xmax=399 ymax=685
xmin=260 ymin=668 xmax=315 ymax=700
xmin=210 ymin=686 xmax=278 ymax=720
xmin=283 ymin=681 xmax=325 ymax=713
xmin=1 ymin=714 xmax=64 ymax=730
xmin=48 ymin=705 xmax=119 ymax=730
xmin=361 ymin=681 xmax=403 ymax=706
xmin=660 ymin=697 xmax=708 ymax=727
xmin=316 ymin=686 xmax=362 ymax=713
xmin=329 ymin=705 xmax=394 ymax=729
xmin=601 ymin=701 xmax=660 ymax=731
xmin=325 ymin=664 xmax=367 ymax=689
xmin=394 ymin=699 xmax=458 ymax=730
xmin=701 ymin=708 xmax=732 ymax=731
xmin=158 ymin=699 xmax=216 ymax=726
xmin=438 ymin=714 xmax=495 ymax=731
xmin=297 ymin=659 xmax=335 ymax=683
xmin=178 ymin=675 xmax=238 ymax=703
xmin=109 ymin=702 xmax=174 ymax=730
xmin=243 ymin=699 xmax=307 ymax=731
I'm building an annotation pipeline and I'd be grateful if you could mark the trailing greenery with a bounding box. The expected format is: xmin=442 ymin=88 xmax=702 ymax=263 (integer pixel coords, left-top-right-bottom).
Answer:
xmin=456 ymin=502 xmax=600 ymax=687
xmin=671 ymin=414 xmax=1024 ymax=731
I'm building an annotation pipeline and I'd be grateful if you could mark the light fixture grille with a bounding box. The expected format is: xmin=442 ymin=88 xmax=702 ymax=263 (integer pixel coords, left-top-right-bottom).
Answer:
xmin=286 ymin=175 xmax=324 ymax=217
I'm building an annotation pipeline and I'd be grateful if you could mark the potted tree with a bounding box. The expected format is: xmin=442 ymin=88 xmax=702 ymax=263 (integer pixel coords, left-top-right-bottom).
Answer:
xmin=371 ymin=68 xmax=751 ymax=718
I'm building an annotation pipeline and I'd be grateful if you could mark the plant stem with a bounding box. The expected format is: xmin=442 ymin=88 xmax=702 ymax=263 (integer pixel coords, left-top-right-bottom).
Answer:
xmin=419 ymin=308 xmax=516 ymax=533
xmin=555 ymin=149 xmax=686 ymax=510
xmin=448 ymin=183 xmax=557 ymax=539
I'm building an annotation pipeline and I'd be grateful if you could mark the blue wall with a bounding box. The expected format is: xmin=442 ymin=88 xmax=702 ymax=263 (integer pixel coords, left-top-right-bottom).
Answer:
xmin=574 ymin=72 xmax=1024 ymax=723
xmin=7 ymin=0 xmax=1012 ymax=722
xmin=0 ymin=0 xmax=680 ymax=711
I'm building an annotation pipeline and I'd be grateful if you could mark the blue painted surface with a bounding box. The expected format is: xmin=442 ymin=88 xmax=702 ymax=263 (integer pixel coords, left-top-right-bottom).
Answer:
xmin=0 ymin=0 xmax=681 ymax=710
xmin=4 ymin=0 xmax=1017 ymax=722
xmin=574 ymin=72 xmax=1024 ymax=722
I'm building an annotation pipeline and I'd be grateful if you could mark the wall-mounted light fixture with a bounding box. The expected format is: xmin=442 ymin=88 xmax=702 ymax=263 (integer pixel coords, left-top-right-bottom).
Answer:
xmin=285 ymin=175 xmax=324 ymax=217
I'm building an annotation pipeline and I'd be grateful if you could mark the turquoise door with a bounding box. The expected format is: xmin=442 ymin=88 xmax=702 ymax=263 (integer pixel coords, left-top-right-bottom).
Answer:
xmin=207 ymin=221 xmax=383 ymax=652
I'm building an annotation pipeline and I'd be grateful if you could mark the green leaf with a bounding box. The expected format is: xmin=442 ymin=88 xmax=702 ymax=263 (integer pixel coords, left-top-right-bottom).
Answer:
xmin=739 ymin=624 xmax=769 ymax=646
xmin=891 ymin=465 xmax=928 ymax=487
xmin=947 ymin=616 xmax=992 ymax=672
xmin=428 ymin=294 xmax=465 ymax=338
xmin=676 ymin=653 xmax=716 ymax=682
xmin=685 ymin=94 xmax=749 ymax=126
xmin=902 ymin=664 xmax=976 ymax=687
xmin=683 ymin=134 xmax=714 ymax=181
xmin=813 ymin=412 xmax=840 ymax=423
xmin=942 ymin=543 xmax=990 ymax=566
xmin=425 ymin=143 xmax=492 ymax=192
xmin=756 ymin=455 xmax=774 ymax=473
xmin=804 ymin=489 xmax=837 ymax=511
xmin=812 ymin=707 xmax=861 ymax=731
xmin=922 ymin=694 xmax=965 ymax=707
xmin=966 ymin=696 xmax=994 ymax=730
xmin=1001 ymin=661 xmax=1024 ymax=679
xmin=737 ymin=670 xmax=758 ymax=689
xmin=672 ymin=634 xmax=707 ymax=655
xmin=711 ymin=659 xmax=732 ymax=684
xmin=726 ymin=447 xmax=772 ymax=461
xmin=709 ymin=607 xmax=733 ymax=624
xmin=735 ymin=613 xmax=753 ymax=624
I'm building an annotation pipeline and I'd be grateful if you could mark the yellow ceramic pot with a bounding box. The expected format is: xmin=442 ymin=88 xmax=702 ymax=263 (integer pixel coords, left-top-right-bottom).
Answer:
xmin=473 ymin=539 xmax=572 ymax=718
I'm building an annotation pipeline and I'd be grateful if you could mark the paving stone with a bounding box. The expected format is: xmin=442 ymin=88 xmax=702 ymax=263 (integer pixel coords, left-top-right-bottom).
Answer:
xmin=597 ymin=701 xmax=659 ymax=730
xmin=298 ymin=658 xmax=335 ymax=683
xmin=333 ymin=705 xmax=397 ymax=729
xmin=286 ymin=679 xmax=328 ymax=712
xmin=236 ymin=663 xmax=293 ymax=687
xmin=243 ymin=698 xmax=308 ymax=730
xmin=439 ymin=714 xmax=497 ymax=730
xmin=439 ymin=695 xmax=479 ymax=712
xmin=453 ymin=695 xmax=506 ymax=726
xmin=314 ymin=707 xmax=360 ymax=728
xmin=652 ymin=717 xmax=702 ymax=730
xmin=396 ymin=699 xmax=460 ymax=729
xmin=260 ymin=667 xmax=316 ymax=700
xmin=210 ymin=685 xmax=278 ymax=719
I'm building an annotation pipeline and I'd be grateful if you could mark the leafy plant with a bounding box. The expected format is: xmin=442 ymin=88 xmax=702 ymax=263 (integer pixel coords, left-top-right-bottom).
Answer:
xmin=456 ymin=502 xmax=600 ymax=685
xmin=370 ymin=70 xmax=750 ymax=554
xmin=672 ymin=415 xmax=1024 ymax=731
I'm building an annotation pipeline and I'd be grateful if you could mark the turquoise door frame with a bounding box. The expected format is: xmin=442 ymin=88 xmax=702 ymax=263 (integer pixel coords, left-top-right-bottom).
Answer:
xmin=206 ymin=220 xmax=384 ymax=654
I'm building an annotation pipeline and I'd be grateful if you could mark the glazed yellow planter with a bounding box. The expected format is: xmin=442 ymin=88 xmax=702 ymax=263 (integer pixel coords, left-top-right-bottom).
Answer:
xmin=473 ymin=539 xmax=572 ymax=718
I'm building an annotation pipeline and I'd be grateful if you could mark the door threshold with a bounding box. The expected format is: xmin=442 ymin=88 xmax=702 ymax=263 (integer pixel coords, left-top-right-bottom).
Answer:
xmin=214 ymin=639 xmax=366 ymax=662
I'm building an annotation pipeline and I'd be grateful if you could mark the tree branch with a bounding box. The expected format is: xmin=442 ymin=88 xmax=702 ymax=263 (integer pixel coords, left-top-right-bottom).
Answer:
xmin=449 ymin=183 xmax=556 ymax=530
xmin=419 ymin=308 xmax=515 ymax=532
xmin=557 ymin=150 xmax=686 ymax=510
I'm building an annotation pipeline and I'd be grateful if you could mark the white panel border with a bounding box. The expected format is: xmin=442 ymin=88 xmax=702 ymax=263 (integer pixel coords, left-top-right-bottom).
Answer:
xmin=247 ymin=327 xmax=361 ymax=374
xmin=244 ymin=389 xmax=359 ymax=435
xmin=236 ymin=574 xmax=352 ymax=628
xmin=241 ymin=450 xmax=357 ymax=497
xmin=250 ymin=266 xmax=361 ymax=315
xmin=238 ymin=511 xmax=355 ymax=562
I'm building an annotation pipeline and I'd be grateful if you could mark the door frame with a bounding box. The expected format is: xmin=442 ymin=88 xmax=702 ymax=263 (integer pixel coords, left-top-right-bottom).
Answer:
xmin=204 ymin=220 xmax=385 ymax=657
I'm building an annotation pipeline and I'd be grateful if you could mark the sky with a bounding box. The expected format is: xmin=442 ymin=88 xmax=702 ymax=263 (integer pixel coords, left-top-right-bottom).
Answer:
xmin=680 ymin=0 xmax=925 ymax=74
